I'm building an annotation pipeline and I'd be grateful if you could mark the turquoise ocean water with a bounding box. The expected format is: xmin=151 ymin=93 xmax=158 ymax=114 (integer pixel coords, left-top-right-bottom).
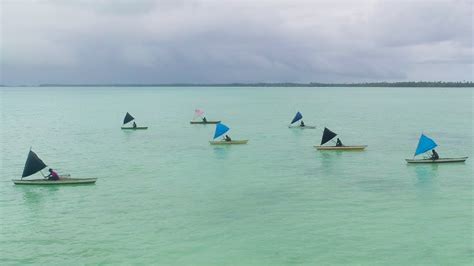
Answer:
xmin=0 ymin=86 xmax=472 ymax=265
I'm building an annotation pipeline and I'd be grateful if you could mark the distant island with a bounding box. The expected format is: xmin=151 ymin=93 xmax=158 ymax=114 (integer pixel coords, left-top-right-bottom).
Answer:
xmin=2 ymin=81 xmax=473 ymax=87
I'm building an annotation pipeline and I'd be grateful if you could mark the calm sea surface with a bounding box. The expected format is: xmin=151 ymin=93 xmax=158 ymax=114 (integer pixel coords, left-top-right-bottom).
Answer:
xmin=0 ymin=86 xmax=472 ymax=265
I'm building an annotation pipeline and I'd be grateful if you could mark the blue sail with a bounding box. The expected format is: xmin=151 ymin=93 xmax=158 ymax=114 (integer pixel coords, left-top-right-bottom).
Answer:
xmin=291 ymin=112 xmax=303 ymax=124
xmin=414 ymin=134 xmax=438 ymax=156
xmin=213 ymin=123 xmax=230 ymax=139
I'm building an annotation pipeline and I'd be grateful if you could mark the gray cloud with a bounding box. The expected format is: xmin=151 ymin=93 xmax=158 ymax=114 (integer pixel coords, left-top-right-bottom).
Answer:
xmin=1 ymin=0 xmax=472 ymax=84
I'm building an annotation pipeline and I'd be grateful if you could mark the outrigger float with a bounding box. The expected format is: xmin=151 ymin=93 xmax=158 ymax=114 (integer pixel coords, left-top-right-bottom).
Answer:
xmin=121 ymin=112 xmax=148 ymax=130
xmin=209 ymin=123 xmax=248 ymax=145
xmin=121 ymin=126 xmax=148 ymax=130
xmin=314 ymin=127 xmax=367 ymax=151
xmin=405 ymin=134 xmax=468 ymax=163
xmin=209 ymin=140 xmax=248 ymax=145
xmin=190 ymin=121 xmax=221 ymax=125
xmin=316 ymin=145 xmax=367 ymax=150
xmin=12 ymin=150 xmax=97 ymax=185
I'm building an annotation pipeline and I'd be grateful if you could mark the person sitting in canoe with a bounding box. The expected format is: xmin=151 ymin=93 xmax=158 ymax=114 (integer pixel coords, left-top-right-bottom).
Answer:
xmin=224 ymin=135 xmax=232 ymax=142
xmin=46 ymin=168 xmax=60 ymax=181
xmin=300 ymin=121 xmax=305 ymax=127
xmin=132 ymin=121 xmax=137 ymax=128
xmin=430 ymin=149 xmax=439 ymax=160
xmin=202 ymin=117 xmax=207 ymax=123
xmin=336 ymin=138 xmax=344 ymax=147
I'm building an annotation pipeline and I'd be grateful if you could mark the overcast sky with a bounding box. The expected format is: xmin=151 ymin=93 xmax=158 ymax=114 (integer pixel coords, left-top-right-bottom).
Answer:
xmin=1 ymin=0 xmax=472 ymax=84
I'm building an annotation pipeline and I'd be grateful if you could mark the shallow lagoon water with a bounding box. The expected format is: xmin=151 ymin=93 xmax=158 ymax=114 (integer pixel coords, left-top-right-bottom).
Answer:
xmin=0 ymin=86 xmax=472 ymax=265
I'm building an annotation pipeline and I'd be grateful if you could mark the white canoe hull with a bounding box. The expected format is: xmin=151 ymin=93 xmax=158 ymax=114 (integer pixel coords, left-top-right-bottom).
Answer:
xmin=209 ymin=140 xmax=249 ymax=145
xmin=12 ymin=178 xmax=97 ymax=185
xmin=405 ymin=157 xmax=468 ymax=163
xmin=288 ymin=125 xmax=316 ymax=129
xmin=190 ymin=121 xmax=221 ymax=124
xmin=315 ymin=145 xmax=367 ymax=150
xmin=121 ymin=127 xmax=148 ymax=130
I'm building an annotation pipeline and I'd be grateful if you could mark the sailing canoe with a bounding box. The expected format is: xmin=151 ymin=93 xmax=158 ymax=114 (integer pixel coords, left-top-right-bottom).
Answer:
xmin=210 ymin=123 xmax=248 ymax=145
xmin=209 ymin=140 xmax=249 ymax=145
xmin=405 ymin=157 xmax=468 ymax=163
xmin=288 ymin=111 xmax=316 ymax=128
xmin=315 ymin=145 xmax=367 ymax=150
xmin=13 ymin=177 xmax=97 ymax=185
xmin=191 ymin=109 xmax=220 ymax=124
xmin=16 ymin=149 xmax=97 ymax=185
xmin=190 ymin=121 xmax=221 ymax=124
xmin=316 ymin=127 xmax=366 ymax=150
xmin=121 ymin=127 xmax=148 ymax=130
xmin=406 ymin=134 xmax=466 ymax=163
xmin=122 ymin=112 xmax=147 ymax=129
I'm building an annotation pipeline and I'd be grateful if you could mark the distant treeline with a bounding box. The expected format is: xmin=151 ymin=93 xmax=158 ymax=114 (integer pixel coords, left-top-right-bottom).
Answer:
xmin=310 ymin=81 xmax=474 ymax=87
xmin=3 ymin=81 xmax=473 ymax=87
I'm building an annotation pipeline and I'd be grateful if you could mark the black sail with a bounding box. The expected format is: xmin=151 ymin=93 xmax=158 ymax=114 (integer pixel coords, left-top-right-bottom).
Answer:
xmin=123 ymin=112 xmax=135 ymax=125
xmin=321 ymin=127 xmax=337 ymax=145
xmin=22 ymin=150 xmax=47 ymax=178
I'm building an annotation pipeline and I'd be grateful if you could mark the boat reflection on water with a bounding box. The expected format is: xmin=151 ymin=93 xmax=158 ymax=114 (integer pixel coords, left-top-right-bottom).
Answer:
xmin=412 ymin=164 xmax=439 ymax=194
xmin=318 ymin=151 xmax=343 ymax=176
xmin=18 ymin=185 xmax=60 ymax=209
xmin=211 ymin=146 xmax=231 ymax=160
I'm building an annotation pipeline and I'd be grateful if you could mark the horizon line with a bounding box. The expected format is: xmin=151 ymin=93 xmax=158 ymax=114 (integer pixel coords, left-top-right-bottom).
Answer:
xmin=1 ymin=81 xmax=473 ymax=88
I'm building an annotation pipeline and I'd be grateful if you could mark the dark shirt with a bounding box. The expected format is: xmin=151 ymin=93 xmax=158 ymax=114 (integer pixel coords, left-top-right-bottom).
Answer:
xmin=336 ymin=138 xmax=343 ymax=147
xmin=431 ymin=149 xmax=439 ymax=160
xmin=224 ymin=135 xmax=232 ymax=141
xmin=300 ymin=121 xmax=305 ymax=127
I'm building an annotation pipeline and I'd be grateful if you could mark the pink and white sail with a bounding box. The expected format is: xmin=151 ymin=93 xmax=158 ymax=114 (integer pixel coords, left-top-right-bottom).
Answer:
xmin=194 ymin=109 xmax=205 ymax=119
